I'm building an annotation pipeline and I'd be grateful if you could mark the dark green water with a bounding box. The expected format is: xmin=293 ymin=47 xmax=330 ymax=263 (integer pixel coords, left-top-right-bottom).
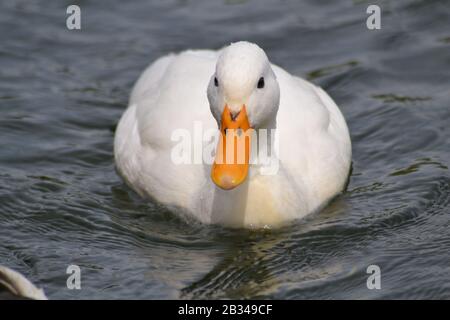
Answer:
xmin=0 ymin=0 xmax=449 ymax=299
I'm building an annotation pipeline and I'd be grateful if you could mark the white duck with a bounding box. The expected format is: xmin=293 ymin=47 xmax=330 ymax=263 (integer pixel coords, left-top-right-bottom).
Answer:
xmin=114 ymin=41 xmax=351 ymax=228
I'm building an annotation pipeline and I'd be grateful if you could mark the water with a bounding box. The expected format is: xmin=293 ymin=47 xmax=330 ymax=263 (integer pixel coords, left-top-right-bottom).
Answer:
xmin=0 ymin=0 xmax=449 ymax=299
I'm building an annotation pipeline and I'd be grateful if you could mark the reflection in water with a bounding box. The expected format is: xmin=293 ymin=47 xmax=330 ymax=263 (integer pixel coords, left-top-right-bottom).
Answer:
xmin=372 ymin=94 xmax=431 ymax=103
xmin=389 ymin=158 xmax=448 ymax=177
xmin=307 ymin=61 xmax=359 ymax=80
xmin=181 ymin=197 xmax=352 ymax=299
xmin=181 ymin=231 xmax=285 ymax=299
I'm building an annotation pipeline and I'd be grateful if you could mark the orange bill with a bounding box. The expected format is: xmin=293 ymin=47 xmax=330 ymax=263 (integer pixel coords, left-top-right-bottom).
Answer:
xmin=211 ymin=105 xmax=253 ymax=190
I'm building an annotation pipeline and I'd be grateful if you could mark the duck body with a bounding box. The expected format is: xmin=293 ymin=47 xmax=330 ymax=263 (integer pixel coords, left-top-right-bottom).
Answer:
xmin=115 ymin=42 xmax=351 ymax=228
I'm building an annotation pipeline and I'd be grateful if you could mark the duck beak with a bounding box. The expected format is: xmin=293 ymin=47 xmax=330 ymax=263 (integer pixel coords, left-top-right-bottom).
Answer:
xmin=211 ymin=105 xmax=253 ymax=190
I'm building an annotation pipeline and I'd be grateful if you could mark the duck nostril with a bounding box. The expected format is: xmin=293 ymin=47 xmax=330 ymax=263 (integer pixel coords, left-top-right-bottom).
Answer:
xmin=230 ymin=110 xmax=240 ymax=121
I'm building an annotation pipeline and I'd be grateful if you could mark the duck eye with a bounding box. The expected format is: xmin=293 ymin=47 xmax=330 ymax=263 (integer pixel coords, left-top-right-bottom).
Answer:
xmin=214 ymin=77 xmax=219 ymax=87
xmin=257 ymin=77 xmax=265 ymax=89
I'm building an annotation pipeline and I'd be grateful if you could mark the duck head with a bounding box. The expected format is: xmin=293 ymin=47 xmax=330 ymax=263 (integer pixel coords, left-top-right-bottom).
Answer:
xmin=207 ymin=41 xmax=280 ymax=190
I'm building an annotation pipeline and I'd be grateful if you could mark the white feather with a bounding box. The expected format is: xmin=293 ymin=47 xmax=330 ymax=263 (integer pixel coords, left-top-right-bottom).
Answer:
xmin=114 ymin=41 xmax=351 ymax=228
